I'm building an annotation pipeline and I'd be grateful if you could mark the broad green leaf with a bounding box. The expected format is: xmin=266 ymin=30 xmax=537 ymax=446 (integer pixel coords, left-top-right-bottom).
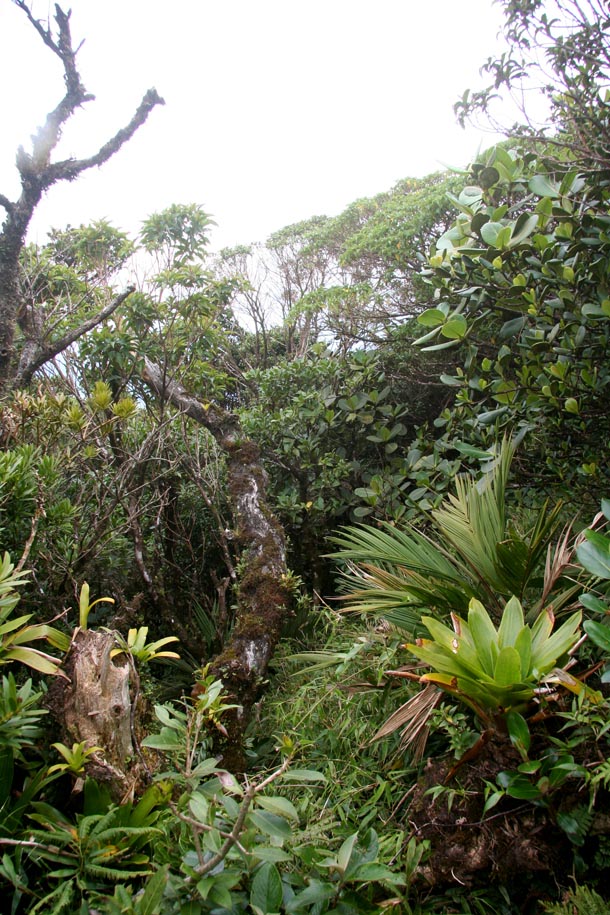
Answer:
xmin=249 ymin=811 xmax=292 ymax=840
xmin=285 ymin=879 xmax=336 ymax=912
xmin=498 ymin=772 xmax=542 ymax=799
xmin=508 ymin=213 xmax=539 ymax=247
xmin=417 ymin=307 xmax=446 ymax=327
xmin=152 ymin=704 xmax=184 ymax=728
xmin=250 ymin=862 xmax=283 ymax=914
xmin=256 ymin=795 xmax=299 ymax=823
xmin=349 ymin=862 xmax=407 ymax=884
xmin=250 ymin=846 xmax=292 ymax=863
xmin=140 ymin=731 xmax=182 ymax=751
xmin=452 ymin=442 xmax=495 ymax=459
xmin=413 ymin=325 xmax=442 ymax=346
xmin=139 ymin=864 xmax=170 ymax=915
xmin=528 ymin=175 xmax=560 ymax=198
xmin=493 ymin=646 xmax=522 ymax=686
xmin=468 ymin=600 xmax=498 ymax=677
xmin=518 ymin=760 xmax=541 ymax=774
xmin=483 ymin=790 xmax=504 ymax=813
xmin=421 ymin=339 xmax=462 ymax=352
xmin=584 ymin=620 xmax=610 ymax=653
xmin=10 ymin=624 xmax=64 ymax=645
xmin=0 ymin=614 xmax=34 ymax=635
xmin=506 ymin=710 xmax=531 ymax=756
xmin=576 ymin=530 xmax=610 ymax=578
xmin=420 ymin=616 xmax=461 ymax=654
xmin=498 ymin=316 xmax=528 ymax=341
xmin=534 ymin=611 xmax=581 ymax=672
xmin=480 ymin=221 xmax=505 ymax=246
xmin=423 ymin=616 xmax=487 ymax=677
xmin=514 ymin=625 xmax=532 ymax=677
xmin=43 ymin=628 xmax=71 ymax=652
xmin=408 ymin=638 xmax=487 ymax=682
xmin=189 ymin=793 xmax=209 ymax=823
xmin=441 ymin=315 xmax=468 ymax=339
xmin=337 ymin=833 xmax=358 ymax=875
xmin=497 ymin=596 xmax=525 ymax=648
xmin=191 ymin=757 xmax=221 ymax=779
xmin=3 ymin=646 xmax=61 ymax=675
xmin=579 ymin=592 xmax=608 ymax=614
xmin=476 ymin=407 xmax=509 ymax=424
xmin=439 ymin=373 xmax=463 ymax=386
xmin=530 ymin=608 xmax=554 ymax=657
xmin=281 ymin=768 xmax=326 ymax=783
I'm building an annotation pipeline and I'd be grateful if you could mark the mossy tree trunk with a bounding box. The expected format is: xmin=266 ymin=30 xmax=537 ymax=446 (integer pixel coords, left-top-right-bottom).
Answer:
xmin=142 ymin=358 xmax=291 ymax=771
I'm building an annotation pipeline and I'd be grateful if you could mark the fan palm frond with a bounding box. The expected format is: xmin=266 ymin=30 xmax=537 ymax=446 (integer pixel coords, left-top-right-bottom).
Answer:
xmin=330 ymin=437 xmax=571 ymax=628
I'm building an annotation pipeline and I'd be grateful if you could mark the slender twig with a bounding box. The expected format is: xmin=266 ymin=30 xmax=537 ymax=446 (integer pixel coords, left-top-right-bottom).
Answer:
xmin=182 ymin=754 xmax=293 ymax=882
xmin=16 ymin=490 xmax=45 ymax=573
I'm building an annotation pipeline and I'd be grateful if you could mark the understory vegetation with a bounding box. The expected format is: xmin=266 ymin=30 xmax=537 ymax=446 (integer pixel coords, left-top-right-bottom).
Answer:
xmin=2 ymin=0 xmax=610 ymax=912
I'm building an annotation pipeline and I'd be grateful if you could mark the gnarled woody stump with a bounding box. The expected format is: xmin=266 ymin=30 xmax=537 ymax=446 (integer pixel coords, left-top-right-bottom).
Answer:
xmin=142 ymin=358 xmax=291 ymax=771
xmin=47 ymin=629 xmax=139 ymax=800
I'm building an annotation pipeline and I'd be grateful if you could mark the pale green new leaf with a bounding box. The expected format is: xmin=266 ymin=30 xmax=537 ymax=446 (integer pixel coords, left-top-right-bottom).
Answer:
xmin=514 ymin=626 xmax=533 ymax=677
xmin=532 ymin=611 xmax=581 ymax=674
xmin=497 ymin=595 xmax=525 ymax=648
xmin=493 ymin=646 xmax=523 ymax=686
xmin=421 ymin=615 xmax=488 ymax=678
xmin=468 ymin=599 xmax=498 ymax=676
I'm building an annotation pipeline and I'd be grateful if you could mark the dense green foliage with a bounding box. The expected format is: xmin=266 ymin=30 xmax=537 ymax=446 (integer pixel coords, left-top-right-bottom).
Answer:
xmin=2 ymin=0 xmax=610 ymax=912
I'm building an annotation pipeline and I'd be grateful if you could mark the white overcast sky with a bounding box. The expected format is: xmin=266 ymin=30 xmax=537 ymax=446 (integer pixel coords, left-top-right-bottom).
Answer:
xmin=1 ymin=0 xmax=506 ymax=251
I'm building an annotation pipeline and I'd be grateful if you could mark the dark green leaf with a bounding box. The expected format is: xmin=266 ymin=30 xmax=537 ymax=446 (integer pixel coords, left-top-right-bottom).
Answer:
xmin=250 ymin=862 xmax=283 ymax=914
xmin=584 ymin=620 xmax=610 ymax=653
xmin=506 ymin=711 xmax=531 ymax=756
xmin=577 ymin=530 xmax=610 ymax=578
xmin=528 ymin=175 xmax=560 ymax=198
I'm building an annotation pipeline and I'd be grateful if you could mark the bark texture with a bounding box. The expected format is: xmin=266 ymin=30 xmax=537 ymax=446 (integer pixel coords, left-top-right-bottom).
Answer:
xmin=47 ymin=629 xmax=139 ymax=800
xmin=0 ymin=3 xmax=163 ymax=392
xmin=142 ymin=358 xmax=291 ymax=771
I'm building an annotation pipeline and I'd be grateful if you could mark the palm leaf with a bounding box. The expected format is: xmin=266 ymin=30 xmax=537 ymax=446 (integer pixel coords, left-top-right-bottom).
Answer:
xmin=431 ymin=438 xmax=512 ymax=597
xmin=370 ymin=683 xmax=441 ymax=761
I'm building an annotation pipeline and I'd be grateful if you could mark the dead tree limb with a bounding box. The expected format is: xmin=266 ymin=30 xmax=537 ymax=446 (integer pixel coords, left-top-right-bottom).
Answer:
xmin=0 ymin=3 xmax=164 ymax=391
xmin=14 ymin=286 xmax=135 ymax=389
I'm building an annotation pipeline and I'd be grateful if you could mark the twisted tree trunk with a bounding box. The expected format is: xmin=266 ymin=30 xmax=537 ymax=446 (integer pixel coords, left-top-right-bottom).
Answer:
xmin=142 ymin=358 xmax=291 ymax=771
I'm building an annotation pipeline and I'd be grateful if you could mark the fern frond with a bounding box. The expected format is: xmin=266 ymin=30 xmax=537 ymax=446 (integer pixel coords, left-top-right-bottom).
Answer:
xmin=544 ymin=884 xmax=610 ymax=915
xmin=84 ymin=861 xmax=152 ymax=881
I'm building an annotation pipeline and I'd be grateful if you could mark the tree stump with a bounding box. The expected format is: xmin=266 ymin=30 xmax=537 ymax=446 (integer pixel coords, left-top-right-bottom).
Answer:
xmin=47 ymin=629 xmax=138 ymax=800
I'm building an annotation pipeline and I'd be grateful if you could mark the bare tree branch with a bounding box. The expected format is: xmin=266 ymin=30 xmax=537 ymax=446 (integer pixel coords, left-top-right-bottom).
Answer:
xmin=0 ymin=195 xmax=15 ymax=217
xmin=39 ymin=89 xmax=165 ymax=189
xmin=0 ymin=4 xmax=163 ymax=390
xmin=13 ymin=287 xmax=135 ymax=389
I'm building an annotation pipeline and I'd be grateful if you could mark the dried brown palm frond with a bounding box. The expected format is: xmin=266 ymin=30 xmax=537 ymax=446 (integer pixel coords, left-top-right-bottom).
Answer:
xmin=370 ymin=682 xmax=441 ymax=762
xmin=540 ymin=511 xmax=607 ymax=616
xmin=541 ymin=519 xmax=580 ymax=612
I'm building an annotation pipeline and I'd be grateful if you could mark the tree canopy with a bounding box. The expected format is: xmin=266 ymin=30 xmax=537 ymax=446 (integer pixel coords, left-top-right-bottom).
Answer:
xmin=1 ymin=1 xmax=610 ymax=913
